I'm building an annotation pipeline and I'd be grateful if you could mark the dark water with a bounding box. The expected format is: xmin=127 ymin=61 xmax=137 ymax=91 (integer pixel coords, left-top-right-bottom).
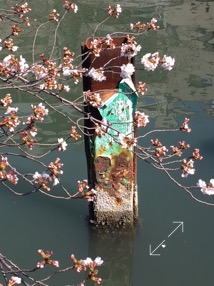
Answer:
xmin=0 ymin=1 xmax=214 ymax=285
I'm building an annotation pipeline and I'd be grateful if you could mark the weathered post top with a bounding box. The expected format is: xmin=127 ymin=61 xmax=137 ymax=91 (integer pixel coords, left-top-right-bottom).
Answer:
xmin=81 ymin=36 xmax=135 ymax=91
xmin=82 ymin=36 xmax=138 ymax=227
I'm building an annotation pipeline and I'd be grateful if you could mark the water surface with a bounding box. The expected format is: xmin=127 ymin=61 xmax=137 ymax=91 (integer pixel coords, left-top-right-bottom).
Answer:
xmin=0 ymin=1 xmax=214 ymax=285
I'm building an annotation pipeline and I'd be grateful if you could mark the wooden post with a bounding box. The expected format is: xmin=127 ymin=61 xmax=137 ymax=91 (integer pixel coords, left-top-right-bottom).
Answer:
xmin=82 ymin=37 xmax=138 ymax=227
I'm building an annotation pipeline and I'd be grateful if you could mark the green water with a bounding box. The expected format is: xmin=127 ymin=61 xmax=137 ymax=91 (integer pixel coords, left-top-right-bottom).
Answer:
xmin=0 ymin=1 xmax=214 ymax=285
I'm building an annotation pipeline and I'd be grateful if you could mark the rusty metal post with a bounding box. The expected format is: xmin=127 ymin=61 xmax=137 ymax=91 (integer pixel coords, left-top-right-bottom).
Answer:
xmin=82 ymin=37 xmax=138 ymax=227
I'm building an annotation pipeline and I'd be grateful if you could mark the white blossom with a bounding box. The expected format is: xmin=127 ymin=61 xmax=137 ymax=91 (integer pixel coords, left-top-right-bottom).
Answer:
xmin=5 ymin=107 xmax=18 ymax=114
xmin=63 ymin=85 xmax=70 ymax=92
xmin=120 ymin=63 xmax=135 ymax=79
xmin=3 ymin=55 xmax=12 ymax=66
xmin=197 ymin=179 xmax=214 ymax=195
xmin=181 ymin=169 xmax=195 ymax=178
xmin=62 ymin=67 xmax=72 ymax=76
xmin=121 ymin=43 xmax=141 ymax=59
xmin=118 ymin=134 xmax=137 ymax=150
xmin=12 ymin=46 xmax=18 ymax=52
xmin=30 ymin=130 xmax=37 ymax=137
xmin=83 ymin=257 xmax=93 ymax=266
xmin=53 ymin=177 xmax=60 ymax=186
xmin=31 ymin=64 xmax=48 ymax=80
xmin=72 ymin=3 xmax=78 ymax=13
xmin=116 ymin=4 xmax=122 ymax=14
xmin=31 ymin=103 xmax=49 ymax=120
xmin=82 ymin=256 xmax=103 ymax=267
xmin=19 ymin=55 xmax=29 ymax=74
xmin=10 ymin=277 xmax=21 ymax=284
xmin=161 ymin=55 xmax=175 ymax=71
xmin=134 ymin=111 xmax=149 ymax=127
xmin=33 ymin=172 xmax=51 ymax=181
xmin=88 ymin=68 xmax=106 ymax=82
xmin=58 ymin=138 xmax=68 ymax=151
xmin=94 ymin=257 xmax=103 ymax=266
xmin=38 ymin=103 xmax=49 ymax=116
xmin=141 ymin=52 xmax=160 ymax=71
xmin=181 ymin=159 xmax=195 ymax=178
xmin=151 ymin=18 xmax=157 ymax=23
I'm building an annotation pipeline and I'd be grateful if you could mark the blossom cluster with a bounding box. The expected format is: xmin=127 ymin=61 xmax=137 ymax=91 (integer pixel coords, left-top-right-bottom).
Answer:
xmin=181 ymin=159 xmax=195 ymax=178
xmin=12 ymin=2 xmax=31 ymax=15
xmin=108 ymin=4 xmax=122 ymax=18
xmin=7 ymin=276 xmax=21 ymax=286
xmin=77 ymin=179 xmax=97 ymax=202
xmin=11 ymin=2 xmax=31 ymax=26
xmin=0 ymin=96 xmax=20 ymax=132
xmin=48 ymin=158 xmax=64 ymax=186
xmin=141 ymin=52 xmax=175 ymax=71
xmin=170 ymin=141 xmax=190 ymax=157
xmin=104 ymin=34 xmax=116 ymax=49
xmin=89 ymin=35 xmax=115 ymax=57
xmin=0 ymin=156 xmax=18 ymax=185
xmin=84 ymin=91 xmax=103 ymax=107
xmin=20 ymin=130 xmax=37 ymax=150
xmin=192 ymin=148 xmax=203 ymax=160
xmin=11 ymin=24 xmax=23 ymax=36
xmin=121 ymin=35 xmax=141 ymax=59
xmin=118 ymin=134 xmax=137 ymax=150
xmin=130 ymin=18 xmax=159 ymax=32
xmin=134 ymin=111 xmax=149 ymax=127
xmin=197 ymin=179 xmax=214 ymax=195
xmin=71 ymin=254 xmax=103 ymax=284
xmin=87 ymin=67 xmax=106 ymax=82
xmin=89 ymin=39 xmax=102 ymax=57
xmin=150 ymin=139 xmax=169 ymax=161
xmin=120 ymin=63 xmax=135 ymax=79
xmin=63 ymin=1 xmax=78 ymax=13
xmin=1 ymin=38 xmax=18 ymax=52
xmin=33 ymin=158 xmax=63 ymax=191
xmin=70 ymin=126 xmax=81 ymax=140
xmin=37 ymin=249 xmax=59 ymax=268
xmin=0 ymin=54 xmax=29 ymax=77
xmin=155 ymin=146 xmax=168 ymax=161
xmin=33 ymin=172 xmax=52 ymax=191
xmin=21 ymin=103 xmax=49 ymax=149
xmin=58 ymin=138 xmax=68 ymax=151
xmin=137 ymin=82 xmax=147 ymax=95
xmin=60 ymin=47 xmax=83 ymax=84
xmin=151 ymin=139 xmax=162 ymax=147
xmin=94 ymin=122 xmax=106 ymax=138
xmin=49 ymin=9 xmax=60 ymax=22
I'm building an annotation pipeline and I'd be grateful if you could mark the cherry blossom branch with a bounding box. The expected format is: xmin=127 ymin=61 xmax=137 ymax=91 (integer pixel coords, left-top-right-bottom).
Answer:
xmin=0 ymin=250 xmax=103 ymax=286
xmin=49 ymin=11 xmax=67 ymax=60
xmin=32 ymin=22 xmax=49 ymax=64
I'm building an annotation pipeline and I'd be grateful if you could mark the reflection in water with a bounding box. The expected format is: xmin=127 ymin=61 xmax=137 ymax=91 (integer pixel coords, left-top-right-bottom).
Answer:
xmin=205 ymin=99 xmax=214 ymax=117
xmin=89 ymin=227 xmax=135 ymax=286
xmin=0 ymin=1 xmax=214 ymax=286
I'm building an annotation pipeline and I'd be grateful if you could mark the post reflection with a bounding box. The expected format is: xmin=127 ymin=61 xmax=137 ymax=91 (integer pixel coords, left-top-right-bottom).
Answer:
xmin=89 ymin=226 xmax=135 ymax=285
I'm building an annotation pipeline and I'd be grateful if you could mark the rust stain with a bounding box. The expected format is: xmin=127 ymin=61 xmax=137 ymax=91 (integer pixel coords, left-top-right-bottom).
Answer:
xmin=115 ymin=197 xmax=122 ymax=206
xmin=111 ymin=151 xmax=133 ymax=186
xmin=94 ymin=151 xmax=134 ymax=201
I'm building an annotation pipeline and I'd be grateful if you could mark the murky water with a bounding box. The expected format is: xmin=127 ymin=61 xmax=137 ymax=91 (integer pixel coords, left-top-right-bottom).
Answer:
xmin=0 ymin=1 xmax=214 ymax=285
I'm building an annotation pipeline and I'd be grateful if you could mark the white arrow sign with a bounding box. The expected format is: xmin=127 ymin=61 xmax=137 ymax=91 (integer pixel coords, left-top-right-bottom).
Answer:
xmin=149 ymin=221 xmax=184 ymax=256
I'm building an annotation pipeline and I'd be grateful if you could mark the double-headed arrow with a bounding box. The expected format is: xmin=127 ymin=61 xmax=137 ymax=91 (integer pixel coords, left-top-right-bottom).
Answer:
xmin=149 ymin=221 xmax=184 ymax=256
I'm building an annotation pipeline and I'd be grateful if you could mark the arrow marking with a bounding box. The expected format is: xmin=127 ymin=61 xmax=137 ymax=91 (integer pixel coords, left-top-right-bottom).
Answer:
xmin=149 ymin=240 xmax=166 ymax=256
xmin=168 ymin=221 xmax=184 ymax=238
xmin=149 ymin=221 xmax=184 ymax=256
